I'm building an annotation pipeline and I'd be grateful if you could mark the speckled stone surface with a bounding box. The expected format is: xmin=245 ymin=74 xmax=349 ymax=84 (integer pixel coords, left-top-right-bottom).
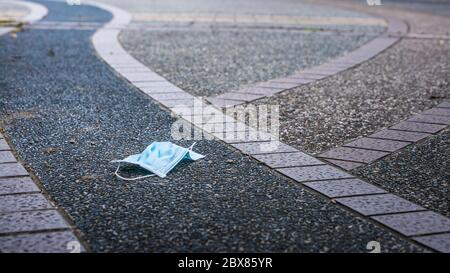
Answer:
xmin=353 ymin=129 xmax=450 ymax=217
xmin=252 ymin=38 xmax=450 ymax=155
xmin=0 ymin=210 xmax=69 ymax=234
xmin=120 ymin=24 xmax=383 ymax=97
xmin=0 ymin=0 xmax=424 ymax=252
xmin=0 ymin=231 xmax=82 ymax=253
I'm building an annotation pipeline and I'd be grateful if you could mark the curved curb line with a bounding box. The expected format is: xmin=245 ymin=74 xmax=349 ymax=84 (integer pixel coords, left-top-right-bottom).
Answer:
xmin=0 ymin=0 xmax=48 ymax=36
xmin=206 ymin=17 xmax=408 ymax=108
xmin=88 ymin=1 xmax=449 ymax=253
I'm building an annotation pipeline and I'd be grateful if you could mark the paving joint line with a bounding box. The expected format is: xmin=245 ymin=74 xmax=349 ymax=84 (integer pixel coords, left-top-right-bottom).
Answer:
xmin=88 ymin=1 xmax=450 ymax=252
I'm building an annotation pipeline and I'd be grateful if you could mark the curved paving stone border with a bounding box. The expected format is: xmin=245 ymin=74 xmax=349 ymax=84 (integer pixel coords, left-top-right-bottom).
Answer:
xmin=0 ymin=0 xmax=48 ymax=36
xmin=89 ymin=1 xmax=450 ymax=252
xmin=0 ymin=1 xmax=83 ymax=253
xmin=206 ymin=16 xmax=407 ymax=108
xmin=318 ymin=101 xmax=450 ymax=170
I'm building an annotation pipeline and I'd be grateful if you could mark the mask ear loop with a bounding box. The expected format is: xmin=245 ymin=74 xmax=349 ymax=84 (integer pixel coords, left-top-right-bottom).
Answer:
xmin=188 ymin=142 xmax=197 ymax=151
xmin=114 ymin=163 xmax=156 ymax=181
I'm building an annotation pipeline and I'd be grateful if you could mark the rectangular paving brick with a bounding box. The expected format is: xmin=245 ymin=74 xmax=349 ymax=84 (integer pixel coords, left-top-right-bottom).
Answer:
xmin=258 ymin=81 xmax=299 ymax=90
xmin=0 ymin=151 xmax=16 ymax=163
xmin=390 ymin=121 xmax=447 ymax=134
xmin=437 ymin=101 xmax=450 ymax=109
xmin=269 ymin=77 xmax=310 ymax=84
xmin=413 ymin=233 xmax=450 ymax=253
xmin=231 ymin=141 xmax=297 ymax=155
xmin=344 ymin=137 xmax=410 ymax=152
xmin=368 ymin=129 xmax=430 ymax=142
xmin=336 ymin=194 xmax=424 ymax=216
xmin=422 ymin=107 xmax=450 ymax=117
xmin=276 ymin=165 xmax=354 ymax=182
xmin=235 ymin=86 xmax=281 ymax=95
xmin=149 ymin=92 xmax=194 ymax=100
xmin=322 ymin=158 xmax=364 ymax=170
xmin=0 ymin=210 xmax=69 ymax=234
xmin=134 ymin=81 xmax=174 ymax=88
xmin=0 ymin=177 xmax=40 ymax=195
xmin=318 ymin=147 xmax=388 ymax=163
xmin=0 ymin=163 xmax=28 ymax=177
xmin=140 ymin=86 xmax=184 ymax=94
xmin=253 ymin=152 xmax=324 ymax=168
xmin=217 ymin=92 xmax=264 ymax=102
xmin=0 ymin=231 xmax=83 ymax=253
xmin=0 ymin=193 xmax=52 ymax=213
xmin=304 ymin=178 xmax=386 ymax=198
xmin=0 ymin=139 xmax=10 ymax=150
xmin=407 ymin=114 xmax=450 ymax=125
xmin=372 ymin=211 xmax=450 ymax=236
xmin=207 ymin=97 xmax=244 ymax=108
xmin=291 ymin=72 xmax=327 ymax=79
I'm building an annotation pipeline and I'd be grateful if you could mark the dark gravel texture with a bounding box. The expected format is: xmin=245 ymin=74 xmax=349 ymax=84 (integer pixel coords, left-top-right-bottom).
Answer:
xmin=121 ymin=24 xmax=383 ymax=96
xmin=353 ymin=129 xmax=450 ymax=217
xmin=0 ymin=1 xmax=424 ymax=252
xmin=252 ymin=38 xmax=450 ymax=155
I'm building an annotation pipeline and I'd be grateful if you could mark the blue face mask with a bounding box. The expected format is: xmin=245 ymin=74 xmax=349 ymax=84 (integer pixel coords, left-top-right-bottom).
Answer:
xmin=112 ymin=142 xmax=204 ymax=180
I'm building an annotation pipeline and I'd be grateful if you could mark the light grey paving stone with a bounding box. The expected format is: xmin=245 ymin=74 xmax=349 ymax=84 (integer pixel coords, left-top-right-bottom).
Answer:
xmin=276 ymin=165 xmax=354 ymax=182
xmin=0 ymin=163 xmax=28 ymax=177
xmin=0 ymin=231 xmax=83 ymax=253
xmin=134 ymin=81 xmax=174 ymax=88
xmin=336 ymin=194 xmax=424 ymax=216
xmin=0 ymin=210 xmax=69 ymax=234
xmin=372 ymin=211 xmax=450 ymax=236
xmin=322 ymin=158 xmax=364 ymax=171
xmin=139 ymin=86 xmax=184 ymax=94
xmin=389 ymin=121 xmax=447 ymax=134
xmin=291 ymin=72 xmax=327 ymax=79
xmin=0 ymin=151 xmax=16 ymax=163
xmin=160 ymin=98 xmax=199 ymax=108
xmin=413 ymin=233 xmax=450 ymax=253
xmin=407 ymin=114 xmax=450 ymax=125
xmin=253 ymin=152 xmax=324 ymax=168
xmin=149 ymin=92 xmax=194 ymax=100
xmin=258 ymin=81 xmax=298 ymax=90
xmin=437 ymin=101 xmax=450 ymax=109
xmin=285 ymin=77 xmax=314 ymax=84
xmin=0 ymin=194 xmax=52 ymax=213
xmin=369 ymin=129 xmax=430 ymax=142
xmin=0 ymin=139 xmax=10 ymax=151
xmin=0 ymin=177 xmax=40 ymax=195
xmin=318 ymin=147 xmax=388 ymax=163
xmin=304 ymin=178 xmax=386 ymax=198
xmin=231 ymin=141 xmax=297 ymax=155
xmin=269 ymin=77 xmax=309 ymax=84
xmin=422 ymin=108 xmax=450 ymax=117
xmin=216 ymin=92 xmax=264 ymax=102
xmin=207 ymin=97 xmax=244 ymax=108
xmin=344 ymin=137 xmax=410 ymax=152
xmin=234 ymin=86 xmax=280 ymax=95
xmin=218 ymin=131 xmax=274 ymax=144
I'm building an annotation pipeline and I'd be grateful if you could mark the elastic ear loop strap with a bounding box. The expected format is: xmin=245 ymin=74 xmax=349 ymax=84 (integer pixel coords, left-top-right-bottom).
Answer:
xmin=114 ymin=142 xmax=197 ymax=181
xmin=114 ymin=163 xmax=156 ymax=181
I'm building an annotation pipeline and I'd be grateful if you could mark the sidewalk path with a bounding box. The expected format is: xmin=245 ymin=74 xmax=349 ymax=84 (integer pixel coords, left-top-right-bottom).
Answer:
xmin=0 ymin=0 xmax=424 ymax=252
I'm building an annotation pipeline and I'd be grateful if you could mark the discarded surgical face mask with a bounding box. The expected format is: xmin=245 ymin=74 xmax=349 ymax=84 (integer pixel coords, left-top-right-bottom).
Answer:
xmin=112 ymin=142 xmax=204 ymax=180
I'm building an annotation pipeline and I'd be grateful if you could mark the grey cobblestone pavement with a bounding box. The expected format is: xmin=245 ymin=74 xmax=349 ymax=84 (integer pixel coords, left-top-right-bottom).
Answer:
xmin=0 ymin=0 xmax=426 ymax=252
